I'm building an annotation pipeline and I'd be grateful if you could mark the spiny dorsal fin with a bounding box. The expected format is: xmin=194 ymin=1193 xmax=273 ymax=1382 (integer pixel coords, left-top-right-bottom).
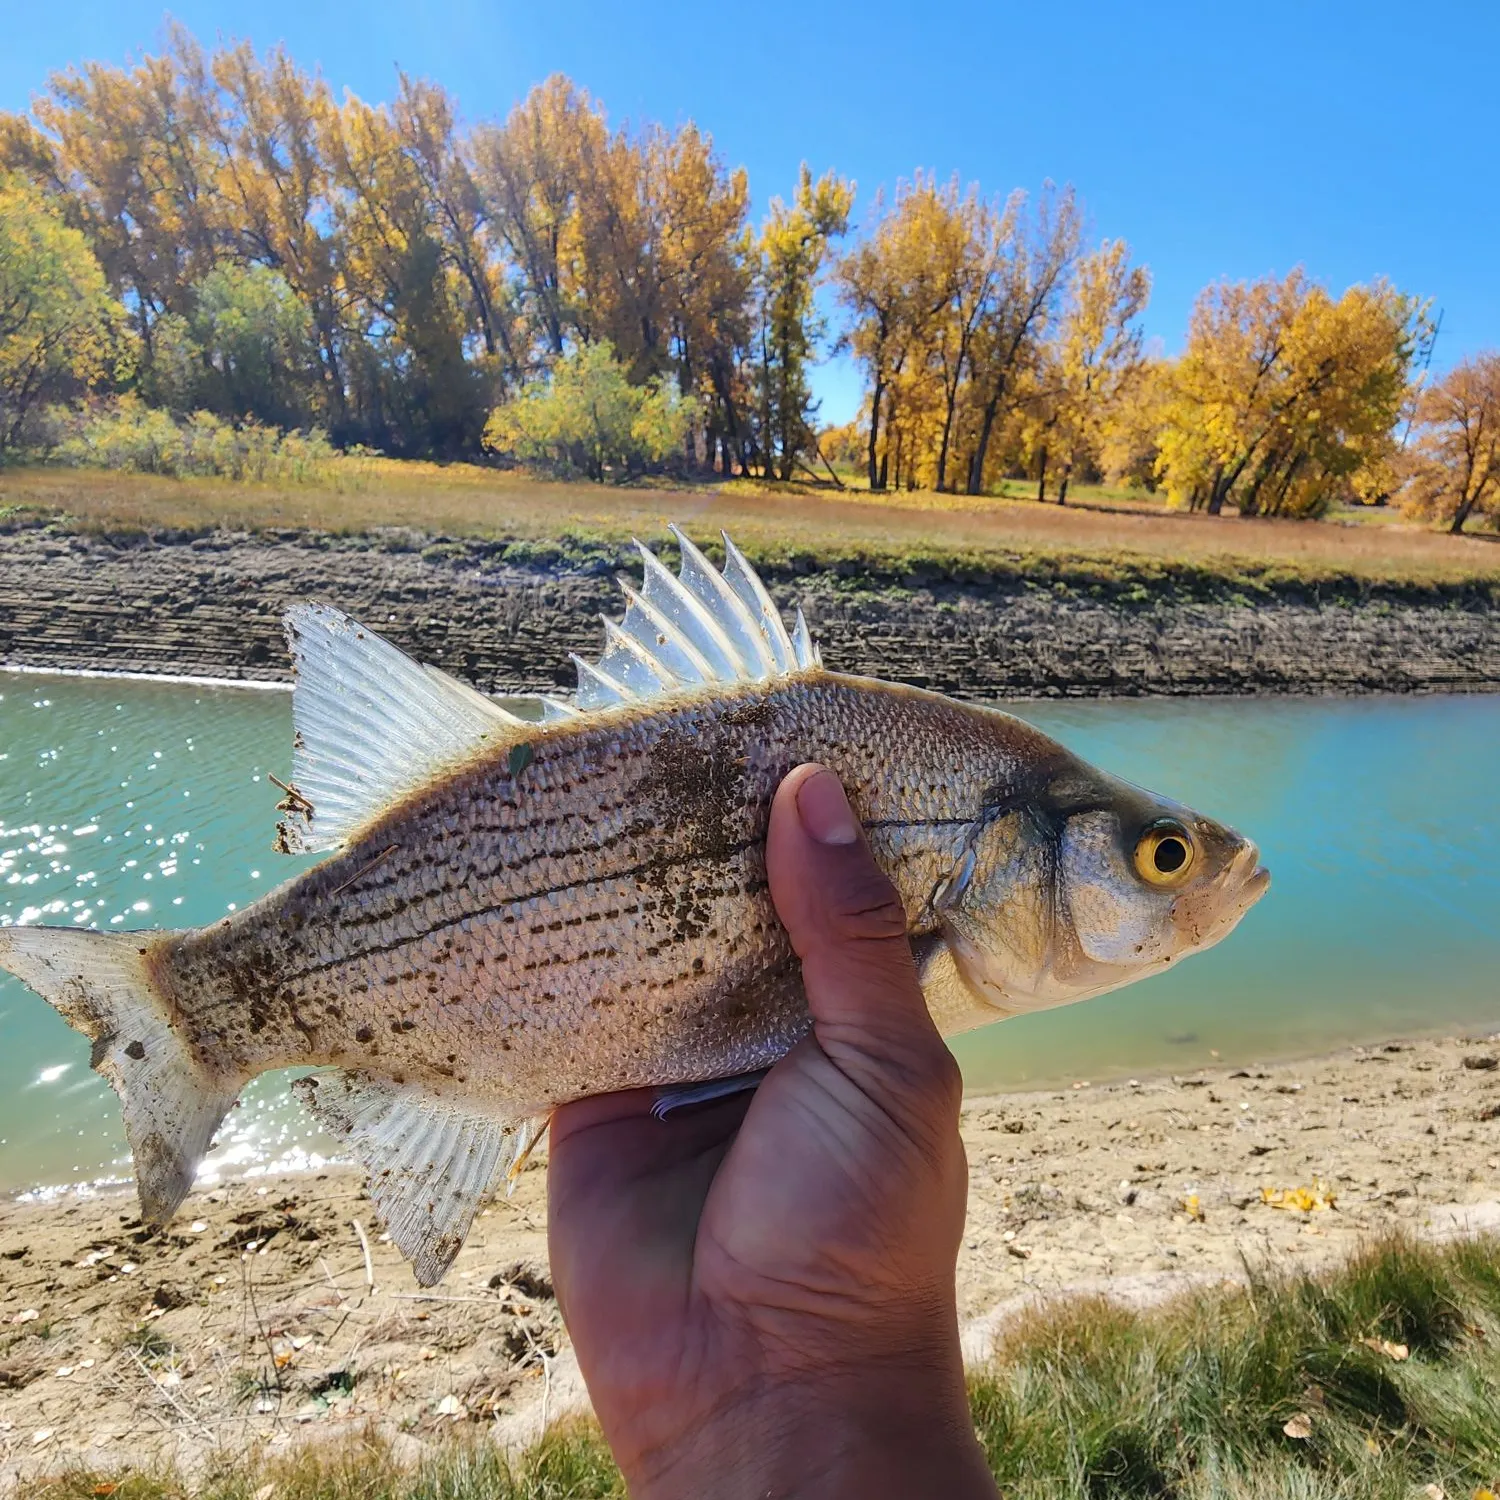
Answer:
xmin=279 ymin=605 xmax=524 ymax=854
xmin=295 ymin=1070 xmax=544 ymax=1286
xmin=570 ymin=528 xmax=820 ymax=710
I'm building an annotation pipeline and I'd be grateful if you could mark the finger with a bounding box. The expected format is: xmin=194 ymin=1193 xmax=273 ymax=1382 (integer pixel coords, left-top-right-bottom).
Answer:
xmin=548 ymin=1090 xmax=749 ymax=1327
xmin=764 ymin=764 xmax=961 ymax=1124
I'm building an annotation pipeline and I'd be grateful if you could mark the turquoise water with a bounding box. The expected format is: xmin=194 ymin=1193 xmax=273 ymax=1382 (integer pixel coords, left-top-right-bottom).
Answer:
xmin=1 ymin=671 xmax=1497 ymax=1194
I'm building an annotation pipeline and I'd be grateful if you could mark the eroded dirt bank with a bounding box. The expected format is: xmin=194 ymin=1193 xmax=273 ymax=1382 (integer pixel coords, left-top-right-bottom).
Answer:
xmin=2 ymin=524 xmax=1497 ymax=696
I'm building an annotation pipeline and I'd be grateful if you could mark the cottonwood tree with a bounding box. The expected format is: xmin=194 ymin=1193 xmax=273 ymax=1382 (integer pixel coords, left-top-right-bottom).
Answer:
xmin=962 ymin=183 xmax=1081 ymax=494
xmin=838 ymin=176 xmax=973 ymax=490
xmin=1399 ymin=354 xmax=1500 ymax=534
xmin=0 ymin=173 xmax=125 ymax=449
xmin=1159 ymin=271 xmax=1428 ymax=516
xmin=752 ymin=165 xmax=852 ymax=481
xmin=1033 ymin=240 xmax=1150 ymax=502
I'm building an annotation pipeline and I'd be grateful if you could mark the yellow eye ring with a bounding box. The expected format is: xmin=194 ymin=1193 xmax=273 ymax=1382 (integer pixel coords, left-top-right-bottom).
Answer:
xmin=1134 ymin=821 xmax=1197 ymax=887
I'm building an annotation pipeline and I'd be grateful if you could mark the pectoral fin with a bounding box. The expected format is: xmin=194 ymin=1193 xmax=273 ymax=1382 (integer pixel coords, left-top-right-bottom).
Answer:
xmin=294 ymin=1070 xmax=541 ymax=1286
xmin=651 ymin=1068 xmax=770 ymax=1119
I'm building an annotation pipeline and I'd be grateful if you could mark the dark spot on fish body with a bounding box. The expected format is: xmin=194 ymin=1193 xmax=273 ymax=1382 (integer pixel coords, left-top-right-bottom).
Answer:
xmin=124 ymin=1040 xmax=146 ymax=1061
xmin=355 ymin=1025 xmax=374 ymax=1044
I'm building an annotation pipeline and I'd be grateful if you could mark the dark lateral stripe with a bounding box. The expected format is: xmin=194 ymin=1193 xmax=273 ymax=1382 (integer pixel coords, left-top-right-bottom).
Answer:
xmin=279 ymin=836 xmax=763 ymax=986
xmin=320 ymin=810 xmax=668 ymax=935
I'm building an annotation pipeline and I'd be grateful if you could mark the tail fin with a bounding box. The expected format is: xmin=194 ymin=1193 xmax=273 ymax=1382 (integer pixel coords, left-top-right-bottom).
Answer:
xmin=0 ymin=926 xmax=241 ymax=1223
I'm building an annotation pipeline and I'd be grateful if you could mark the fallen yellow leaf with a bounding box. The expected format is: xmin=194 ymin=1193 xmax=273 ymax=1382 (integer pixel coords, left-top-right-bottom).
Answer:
xmin=1359 ymin=1336 xmax=1410 ymax=1361
xmin=1283 ymin=1412 xmax=1313 ymax=1440
xmin=1261 ymin=1182 xmax=1337 ymax=1212
xmin=1181 ymin=1193 xmax=1205 ymax=1222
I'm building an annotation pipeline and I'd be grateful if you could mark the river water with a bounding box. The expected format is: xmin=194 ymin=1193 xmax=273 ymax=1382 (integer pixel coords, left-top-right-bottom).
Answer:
xmin=1 ymin=672 xmax=1496 ymax=1195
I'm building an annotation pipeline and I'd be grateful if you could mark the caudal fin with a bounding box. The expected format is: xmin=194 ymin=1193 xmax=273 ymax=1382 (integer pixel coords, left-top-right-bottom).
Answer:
xmin=0 ymin=926 xmax=241 ymax=1223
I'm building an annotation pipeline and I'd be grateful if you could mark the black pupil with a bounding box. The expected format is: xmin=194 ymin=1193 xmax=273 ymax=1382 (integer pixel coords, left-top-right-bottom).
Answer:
xmin=1153 ymin=836 xmax=1188 ymax=874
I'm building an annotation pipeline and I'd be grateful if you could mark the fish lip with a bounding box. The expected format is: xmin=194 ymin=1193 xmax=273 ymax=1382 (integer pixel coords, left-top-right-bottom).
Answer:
xmin=1225 ymin=845 xmax=1271 ymax=914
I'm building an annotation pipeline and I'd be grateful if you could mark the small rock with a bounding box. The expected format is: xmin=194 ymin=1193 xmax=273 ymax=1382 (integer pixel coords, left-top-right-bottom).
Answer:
xmin=435 ymin=1393 xmax=465 ymax=1418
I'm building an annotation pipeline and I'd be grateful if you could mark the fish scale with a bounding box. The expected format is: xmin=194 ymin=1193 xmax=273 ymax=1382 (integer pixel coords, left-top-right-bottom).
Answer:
xmin=0 ymin=529 xmax=1268 ymax=1285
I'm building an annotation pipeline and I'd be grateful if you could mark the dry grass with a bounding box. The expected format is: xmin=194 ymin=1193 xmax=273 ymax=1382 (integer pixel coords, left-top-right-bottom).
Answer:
xmin=2 ymin=460 xmax=1496 ymax=589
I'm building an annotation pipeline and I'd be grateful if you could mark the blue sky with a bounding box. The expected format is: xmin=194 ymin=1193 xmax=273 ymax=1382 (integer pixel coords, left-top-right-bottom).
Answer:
xmin=4 ymin=0 xmax=1497 ymax=423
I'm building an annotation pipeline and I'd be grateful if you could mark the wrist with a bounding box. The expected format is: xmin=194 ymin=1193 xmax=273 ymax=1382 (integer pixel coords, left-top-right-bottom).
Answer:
xmin=623 ymin=1358 xmax=997 ymax=1500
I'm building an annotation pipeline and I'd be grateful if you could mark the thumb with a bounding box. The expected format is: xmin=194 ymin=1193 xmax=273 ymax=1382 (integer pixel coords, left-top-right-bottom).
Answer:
xmin=765 ymin=764 xmax=961 ymax=1121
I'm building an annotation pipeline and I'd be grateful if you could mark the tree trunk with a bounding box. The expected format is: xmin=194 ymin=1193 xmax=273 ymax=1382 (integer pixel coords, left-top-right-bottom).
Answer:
xmin=1450 ymin=495 xmax=1476 ymax=534
xmin=1205 ymin=468 xmax=1229 ymax=515
xmin=967 ymin=391 xmax=1001 ymax=494
xmin=1035 ymin=446 xmax=1048 ymax=502
xmin=935 ymin=397 xmax=956 ymax=493
xmin=1057 ymin=464 xmax=1071 ymax=505
xmin=867 ymin=375 xmax=885 ymax=491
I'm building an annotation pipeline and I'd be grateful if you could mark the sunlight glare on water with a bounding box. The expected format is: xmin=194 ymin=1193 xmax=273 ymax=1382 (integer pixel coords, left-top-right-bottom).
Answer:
xmin=0 ymin=674 xmax=328 ymax=1196
xmin=0 ymin=671 xmax=1497 ymax=1194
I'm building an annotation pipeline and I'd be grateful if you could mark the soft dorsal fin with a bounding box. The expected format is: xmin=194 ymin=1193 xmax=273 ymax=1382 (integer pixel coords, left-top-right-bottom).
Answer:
xmin=569 ymin=528 xmax=820 ymax=710
xmin=278 ymin=605 xmax=524 ymax=854
xmin=294 ymin=1071 xmax=544 ymax=1285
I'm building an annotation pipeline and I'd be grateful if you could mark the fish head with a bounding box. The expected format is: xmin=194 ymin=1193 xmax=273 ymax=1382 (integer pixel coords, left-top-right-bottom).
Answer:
xmin=928 ymin=755 xmax=1269 ymax=1023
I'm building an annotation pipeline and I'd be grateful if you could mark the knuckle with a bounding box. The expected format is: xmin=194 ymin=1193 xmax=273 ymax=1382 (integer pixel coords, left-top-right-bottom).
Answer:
xmin=911 ymin=1039 xmax=964 ymax=1112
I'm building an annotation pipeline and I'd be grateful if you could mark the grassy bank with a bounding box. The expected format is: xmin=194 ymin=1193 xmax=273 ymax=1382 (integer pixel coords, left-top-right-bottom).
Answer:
xmin=2 ymin=460 xmax=1496 ymax=602
xmin=32 ymin=1236 xmax=1500 ymax=1499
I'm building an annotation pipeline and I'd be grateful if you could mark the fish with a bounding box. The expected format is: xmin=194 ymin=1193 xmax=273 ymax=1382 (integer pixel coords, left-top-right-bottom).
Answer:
xmin=0 ymin=527 xmax=1268 ymax=1284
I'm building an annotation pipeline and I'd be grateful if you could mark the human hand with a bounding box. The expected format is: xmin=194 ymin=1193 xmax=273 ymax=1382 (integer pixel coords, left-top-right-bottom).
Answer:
xmin=547 ymin=764 xmax=998 ymax=1499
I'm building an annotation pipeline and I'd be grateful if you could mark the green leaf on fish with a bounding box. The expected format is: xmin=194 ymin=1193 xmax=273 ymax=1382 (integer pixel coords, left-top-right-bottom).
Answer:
xmin=508 ymin=742 xmax=533 ymax=778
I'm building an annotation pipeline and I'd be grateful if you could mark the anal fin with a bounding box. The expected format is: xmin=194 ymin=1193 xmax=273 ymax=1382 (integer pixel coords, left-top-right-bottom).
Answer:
xmin=294 ymin=1070 xmax=536 ymax=1286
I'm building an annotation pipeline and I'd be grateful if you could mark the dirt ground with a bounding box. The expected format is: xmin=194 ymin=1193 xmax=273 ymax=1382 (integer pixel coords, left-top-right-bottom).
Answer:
xmin=4 ymin=1030 xmax=1500 ymax=1489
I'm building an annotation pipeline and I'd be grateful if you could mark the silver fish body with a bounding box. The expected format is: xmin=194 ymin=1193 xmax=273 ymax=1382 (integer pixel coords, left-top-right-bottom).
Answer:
xmin=0 ymin=533 xmax=1268 ymax=1283
xmin=166 ymin=675 xmax=1070 ymax=1102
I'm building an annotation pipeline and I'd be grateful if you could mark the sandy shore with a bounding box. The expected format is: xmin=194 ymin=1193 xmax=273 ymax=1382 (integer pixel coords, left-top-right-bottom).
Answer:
xmin=3 ymin=1030 xmax=1500 ymax=1487
xmin=3 ymin=522 xmax=1498 ymax=698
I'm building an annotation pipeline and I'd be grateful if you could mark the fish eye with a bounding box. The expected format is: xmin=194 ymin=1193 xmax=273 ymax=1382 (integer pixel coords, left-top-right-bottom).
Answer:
xmin=1133 ymin=820 xmax=1197 ymax=887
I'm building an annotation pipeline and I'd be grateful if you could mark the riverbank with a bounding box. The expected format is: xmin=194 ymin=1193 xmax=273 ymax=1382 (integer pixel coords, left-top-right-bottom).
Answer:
xmin=2 ymin=522 xmax=1498 ymax=697
xmin=5 ymin=1030 xmax=1500 ymax=1488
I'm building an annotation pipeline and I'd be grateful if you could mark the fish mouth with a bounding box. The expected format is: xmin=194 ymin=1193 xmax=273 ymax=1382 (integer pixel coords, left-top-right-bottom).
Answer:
xmin=1223 ymin=841 xmax=1271 ymax=918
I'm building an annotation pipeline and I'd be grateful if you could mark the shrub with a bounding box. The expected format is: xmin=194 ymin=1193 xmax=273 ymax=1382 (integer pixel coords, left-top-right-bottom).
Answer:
xmin=33 ymin=396 xmax=369 ymax=486
xmin=483 ymin=342 xmax=698 ymax=482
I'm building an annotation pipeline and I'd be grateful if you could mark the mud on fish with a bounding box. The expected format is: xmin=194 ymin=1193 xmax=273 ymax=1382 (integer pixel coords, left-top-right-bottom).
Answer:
xmin=0 ymin=527 xmax=1268 ymax=1284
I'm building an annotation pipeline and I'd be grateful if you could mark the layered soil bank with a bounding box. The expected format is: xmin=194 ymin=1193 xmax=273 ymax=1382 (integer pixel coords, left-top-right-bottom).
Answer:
xmin=2 ymin=524 xmax=1497 ymax=696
